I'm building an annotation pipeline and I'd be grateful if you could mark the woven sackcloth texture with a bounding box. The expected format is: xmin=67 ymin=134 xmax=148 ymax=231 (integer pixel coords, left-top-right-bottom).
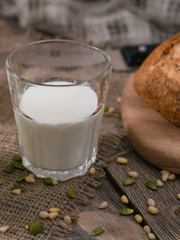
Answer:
xmin=0 ymin=19 xmax=130 ymax=239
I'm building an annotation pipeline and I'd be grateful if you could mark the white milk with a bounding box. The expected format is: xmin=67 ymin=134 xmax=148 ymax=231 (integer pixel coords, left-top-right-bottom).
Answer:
xmin=14 ymin=82 xmax=103 ymax=172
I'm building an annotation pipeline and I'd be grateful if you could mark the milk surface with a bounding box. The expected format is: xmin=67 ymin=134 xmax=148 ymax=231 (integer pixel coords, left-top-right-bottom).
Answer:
xmin=15 ymin=82 xmax=103 ymax=171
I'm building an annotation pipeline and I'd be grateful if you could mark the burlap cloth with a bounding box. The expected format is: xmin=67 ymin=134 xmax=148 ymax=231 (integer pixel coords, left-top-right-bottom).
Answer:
xmin=0 ymin=19 xmax=131 ymax=239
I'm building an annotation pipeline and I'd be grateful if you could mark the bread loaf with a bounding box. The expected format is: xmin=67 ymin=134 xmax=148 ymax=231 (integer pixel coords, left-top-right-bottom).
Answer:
xmin=134 ymin=32 xmax=180 ymax=127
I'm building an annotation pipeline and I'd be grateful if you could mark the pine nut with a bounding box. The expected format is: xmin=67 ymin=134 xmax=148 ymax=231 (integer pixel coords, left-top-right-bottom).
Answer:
xmin=28 ymin=173 xmax=35 ymax=178
xmin=98 ymin=201 xmax=108 ymax=209
xmin=148 ymin=232 xmax=156 ymax=240
xmin=168 ymin=173 xmax=176 ymax=181
xmin=177 ymin=193 xmax=180 ymax=200
xmin=134 ymin=214 xmax=143 ymax=223
xmin=0 ymin=225 xmax=9 ymax=234
xmin=161 ymin=172 xmax=169 ymax=182
xmin=39 ymin=211 xmax=49 ymax=219
xmin=64 ymin=215 xmax=72 ymax=224
xmin=25 ymin=176 xmax=35 ymax=184
xmin=89 ymin=167 xmax=96 ymax=175
xmin=108 ymin=107 xmax=115 ymax=114
xmin=116 ymin=157 xmax=128 ymax=164
xmin=148 ymin=206 xmax=158 ymax=215
xmin=52 ymin=179 xmax=58 ymax=185
xmin=156 ymin=179 xmax=164 ymax=187
xmin=48 ymin=212 xmax=58 ymax=220
xmin=161 ymin=169 xmax=170 ymax=175
xmin=147 ymin=198 xmax=155 ymax=206
xmin=120 ymin=195 xmax=129 ymax=204
xmin=128 ymin=171 xmax=138 ymax=178
xmin=12 ymin=189 xmax=21 ymax=195
xmin=49 ymin=207 xmax=59 ymax=213
xmin=143 ymin=225 xmax=151 ymax=234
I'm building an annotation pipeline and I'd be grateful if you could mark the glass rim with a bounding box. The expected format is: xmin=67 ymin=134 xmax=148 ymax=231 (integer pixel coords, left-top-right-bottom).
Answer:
xmin=6 ymin=39 xmax=112 ymax=87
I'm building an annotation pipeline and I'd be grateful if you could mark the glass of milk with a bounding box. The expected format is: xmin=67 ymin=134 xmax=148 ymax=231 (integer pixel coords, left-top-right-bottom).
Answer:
xmin=6 ymin=39 xmax=112 ymax=181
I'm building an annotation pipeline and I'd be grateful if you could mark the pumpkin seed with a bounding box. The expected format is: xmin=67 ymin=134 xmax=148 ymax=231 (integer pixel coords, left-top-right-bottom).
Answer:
xmin=12 ymin=184 xmax=25 ymax=192
xmin=14 ymin=128 xmax=18 ymax=134
xmin=145 ymin=181 xmax=157 ymax=190
xmin=91 ymin=227 xmax=105 ymax=236
xmin=26 ymin=221 xmax=44 ymax=235
xmin=43 ymin=177 xmax=53 ymax=185
xmin=104 ymin=107 xmax=109 ymax=112
xmin=12 ymin=154 xmax=22 ymax=161
xmin=16 ymin=174 xmax=27 ymax=183
xmin=11 ymin=162 xmax=25 ymax=170
xmin=123 ymin=177 xmax=135 ymax=186
xmin=4 ymin=164 xmax=14 ymax=173
xmin=119 ymin=208 xmax=134 ymax=215
xmin=0 ymin=180 xmax=2 ymax=185
xmin=67 ymin=189 xmax=75 ymax=198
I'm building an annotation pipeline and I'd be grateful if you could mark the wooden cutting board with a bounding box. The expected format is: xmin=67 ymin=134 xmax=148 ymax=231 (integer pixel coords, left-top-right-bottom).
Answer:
xmin=121 ymin=75 xmax=180 ymax=174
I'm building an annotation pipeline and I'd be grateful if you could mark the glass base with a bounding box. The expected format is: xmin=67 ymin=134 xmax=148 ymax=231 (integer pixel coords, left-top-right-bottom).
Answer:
xmin=22 ymin=153 xmax=96 ymax=181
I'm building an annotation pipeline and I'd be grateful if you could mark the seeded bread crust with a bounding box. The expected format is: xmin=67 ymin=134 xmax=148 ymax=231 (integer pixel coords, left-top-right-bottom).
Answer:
xmin=134 ymin=32 xmax=180 ymax=127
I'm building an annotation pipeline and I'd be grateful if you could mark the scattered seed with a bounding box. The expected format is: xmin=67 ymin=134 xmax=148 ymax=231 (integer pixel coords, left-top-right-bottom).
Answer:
xmin=43 ymin=177 xmax=53 ymax=185
xmin=39 ymin=211 xmax=49 ymax=219
xmin=12 ymin=184 xmax=25 ymax=192
xmin=91 ymin=227 xmax=105 ymax=236
xmin=134 ymin=214 xmax=143 ymax=223
xmin=98 ymin=201 xmax=108 ymax=209
xmin=0 ymin=180 xmax=2 ymax=185
xmin=117 ymin=96 xmax=121 ymax=103
xmin=161 ymin=169 xmax=170 ymax=175
xmin=49 ymin=207 xmax=59 ymax=213
xmin=11 ymin=162 xmax=25 ymax=170
xmin=108 ymin=107 xmax=115 ymax=114
xmin=25 ymin=221 xmax=44 ymax=235
xmin=48 ymin=212 xmax=58 ymax=220
xmin=28 ymin=173 xmax=35 ymax=178
xmin=14 ymin=128 xmax=18 ymax=134
xmin=147 ymin=198 xmax=155 ymax=206
xmin=4 ymin=164 xmax=14 ymax=173
xmin=177 ymin=193 xmax=180 ymax=200
xmin=156 ymin=179 xmax=164 ymax=187
xmin=120 ymin=195 xmax=129 ymax=204
xmin=119 ymin=208 xmax=134 ymax=216
xmin=148 ymin=232 xmax=156 ymax=240
xmin=161 ymin=172 xmax=169 ymax=182
xmin=52 ymin=179 xmax=58 ymax=185
xmin=104 ymin=107 xmax=109 ymax=112
xmin=128 ymin=171 xmax=138 ymax=178
xmin=116 ymin=157 xmax=128 ymax=164
xmin=12 ymin=154 xmax=22 ymax=161
xmin=0 ymin=225 xmax=9 ymax=234
xmin=148 ymin=206 xmax=158 ymax=215
xmin=123 ymin=177 xmax=135 ymax=186
xmin=67 ymin=189 xmax=75 ymax=198
xmin=12 ymin=189 xmax=21 ymax=195
xmin=143 ymin=225 xmax=151 ymax=234
xmin=168 ymin=173 xmax=176 ymax=181
xmin=16 ymin=174 xmax=27 ymax=183
xmin=145 ymin=181 xmax=157 ymax=190
xmin=64 ymin=215 xmax=72 ymax=224
xmin=25 ymin=176 xmax=35 ymax=184
xmin=89 ymin=167 xmax=96 ymax=175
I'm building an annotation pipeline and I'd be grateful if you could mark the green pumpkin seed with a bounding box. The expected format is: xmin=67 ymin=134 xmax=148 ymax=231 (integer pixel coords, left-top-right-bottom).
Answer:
xmin=12 ymin=184 xmax=26 ymax=192
xmin=104 ymin=107 xmax=109 ymax=112
xmin=14 ymin=128 xmax=18 ymax=134
xmin=67 ymin=189 xmax=75 ymax=198
xmin=4 ymin=164 xmax=14 ymax=173
xmin=16 ymin=174 xmax=27 ymax=183
xmin=0 ymin=180 xmax=2 ymax=185
xmin=91 ymin=227 xmax=105 ymax=236
xmin=11 ymin=162 xmax=25 ymax=170
xmin=119 ymin=208 xmax=134 ymax=215
xmin=12 ymin=154 xmax=22 ymax=161
xmin=26 ymin=221 xmax=44 ymax=235
xmin=145 ymin=181 xmax=157 ymax=190
xmin=43 ymin=177 xmax=53 ymax=185
xmin=123 ymin=177 xmax=135 ymax=186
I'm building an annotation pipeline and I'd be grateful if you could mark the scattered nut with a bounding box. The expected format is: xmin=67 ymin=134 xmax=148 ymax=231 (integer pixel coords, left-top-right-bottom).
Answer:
xmin=156 ymin=179 xmax=164 ymax=187
xmin=12 ymin=189 xmax=21 ymax=195
xmin=28 ymin=173 xmax=35 ymax=178
xmin=98 ymin=201 xmax=108 ymax=209
xmin=52 ymin=179 xmax=58 ymax=185
xmin=117 ymin=97 xmax=121 ymax=103
xmin=89 ymin=167 xmax=96 ymax=175
xmin=39 ymin=211 xmax=49 ymax=219
xmin=134 ymin=214 xmax=143 ymax=223
xmin=25 ymin=176 xmax=35 ymax=184
xmin=161 ymin=172 xmax=169 ymax=182
xmin=64 ymin=215 xmax=72 ymax=224
xmin=148 ymin=206 xmax=158 ymax=215
xmin=143 ymin=225 xmax=151 ymax=234
xmin=148 ymin=232 xmax=156 ymax=240
xmin=120 ymin=195 xmax=129 ymax=204
xmin=48 ymin=212 xmax=58 ymax=220
xmin=108 ymin=107 xmax=115 ymax=114
xmin=177 ymin=193 xmax=180 ymax=200
xmin=0 ymin=225 xmax=9 ymax=234
xmin=161 ymin=170 xmax=170 ymax=175
xmin=116 ymin=157 xmax=128 ymax=164
xmin=128 ymin=171 xmax=138 ymax=178
xmin=168 ymin=173 xmax=176 ymax=181
xmin=147 ymin=198 xmax=155 ymax=206
xmin=49 ymin=207 xmax=59 ymax=213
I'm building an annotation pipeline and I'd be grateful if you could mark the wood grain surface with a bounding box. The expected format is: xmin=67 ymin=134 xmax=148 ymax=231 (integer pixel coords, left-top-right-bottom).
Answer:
xmin=121 ymin=75 xmax=180 ymax=174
